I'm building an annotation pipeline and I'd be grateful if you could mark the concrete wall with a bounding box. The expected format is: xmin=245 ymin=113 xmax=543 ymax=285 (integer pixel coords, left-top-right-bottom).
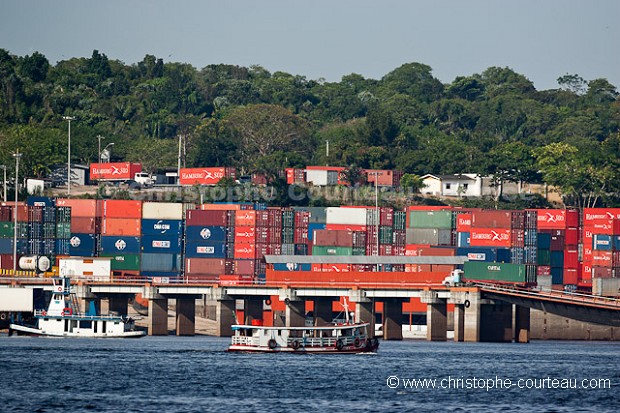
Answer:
xmin=530 ymin=309 xmax=620 ymax=340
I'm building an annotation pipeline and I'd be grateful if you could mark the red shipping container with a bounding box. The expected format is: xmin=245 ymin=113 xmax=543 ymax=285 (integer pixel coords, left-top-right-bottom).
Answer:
xmin=293 ymin=227 xmax=308 ymax=244
xmin=187 ymin=210 xmax=232 ymax=227
xmin=455 ymin=213 xmax=472 ymax=232
xmin=104 ymin=200 xmax=142 ymax=219
xmin=379 ymin=245 xmax=393 ymax=256
xmin=186 ymin=274 xmax=219 ymax=283
xmin=235 ymin=210 xmax=257 ymax=227
xmin=219 ymin=275 xmax=254 ymax=286
xmin=255 ymin=243 xmax=281 ymax=260
xmin=535 ymin=209 xmax=579 ymax=229
xmin=564 ymin=249 xmax=579 ymax=269
xmin=537 ymin=266 xmax=551 ymax=276
xmin=285 ymin=168 xmax=305 ymax=185
xmin=563 ymin=268 xmax=579 ymax=284
xmin=0 ymin=254 xmax=15 ymax=270
xmin=199 ymin=203 xmax=243 ymax=211
xmin=591 ymin=250 xmax=620 ymax=267
xmin=380 ymin=207 xmax=394 ymax=227
xmin=583 ymin=208 xmax=620 ymax=224
xmin=565 ymin=227 xmax=579 ymax=246
xmin=364 ymin=169 xmax=397 ymax=187
xmin=549 ymin=235 xmax=565 ymax=251
xmin=583 ymin=220 xmax=620 ymax=235
xmin=234 ymin=243 xmax=255 ymax=259
xmin=581 ymin=263 xmax=593 ymax=282
xmin=592 ymin=267 xmax=615 ymax=279
xmin=471 ymin=210 xmax=516 ymax=229
xmin=404 ymin=244 xmax=431 ymax=256
xmin=419 ymin=247 xmax=456 ymax=256
xmin=71 ymin=217 xmax=100 ymax=234
xmin=234 ymin=259 xmax=256 ymax=275
xmin=102 ymin=218 xmax=141 ymax=236
xmin=393 ymin=245 xmax=406 ymax=256
xmin=90 ymin=162 xmax=142 ymax=181
xmin=294 ymin=211 xmax=310 ymax=227
xmin=325 ymin=223 xmax=367 ymax=232
xmin=179 ymin=167 xmax=235 ymax=186
xmin=234 ymin=226 xmax=256 ymax=242
xmin=469 ymin=228 xmax=512 ymax=247
xmin=185 ymin=258 xmax=227 ymax=275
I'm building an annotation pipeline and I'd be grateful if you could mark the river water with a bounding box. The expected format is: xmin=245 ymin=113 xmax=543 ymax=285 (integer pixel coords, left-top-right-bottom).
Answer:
xmin=0 ymin=336 xmax=618 ymax=412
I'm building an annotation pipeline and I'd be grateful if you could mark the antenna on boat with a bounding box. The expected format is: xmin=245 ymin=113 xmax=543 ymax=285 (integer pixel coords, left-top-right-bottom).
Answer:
xmin=342 ymin=298 xmax=351 ymax=324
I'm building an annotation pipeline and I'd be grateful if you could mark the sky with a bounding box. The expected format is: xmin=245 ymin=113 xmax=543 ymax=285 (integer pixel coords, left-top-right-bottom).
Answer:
xmin=1 ymin=0 xmax=619 ymax=91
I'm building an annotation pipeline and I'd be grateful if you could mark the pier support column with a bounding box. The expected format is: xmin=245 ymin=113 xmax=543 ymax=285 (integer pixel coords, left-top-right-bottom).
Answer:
xmin=244 ymin=299 xmax=264 ymax=324
xmin=383 ymin=299 xmax=403 ymax=340
xmin=280 ymin=289 xmax=305 ymax=327
xmin=480 ymin=302 xmax=513 ymax=342
xmin=464 ymin=293 xmax=481 ymax=342
xmin=453 ymin=305 xmax=465 ymax=342
xmin=514 ymin=305 xmax=530 ymax=343
xmin=215 ymin=299 xmax=235 ymax=337
xmin=313 ymin=298 xmax=334 ymax=326
xmin=421 ymin=291 xmax=447 ymax=341
xmin=349 ymin=290 xmax=375 ymax=336
xmin=148 ymin=298 xmax=168 ymax=336
xmin=176 ymin=298 xmax=196 ymax=336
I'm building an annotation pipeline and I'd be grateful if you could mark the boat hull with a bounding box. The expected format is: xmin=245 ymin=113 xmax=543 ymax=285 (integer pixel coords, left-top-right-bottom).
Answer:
xmin=228 ymin=339 xmax=379 ymax=354
xmin=9 ymin=323 xmax=146 ymax=338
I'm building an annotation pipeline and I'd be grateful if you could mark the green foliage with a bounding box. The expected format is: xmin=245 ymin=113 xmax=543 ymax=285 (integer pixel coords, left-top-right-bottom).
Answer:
xmin=0 ymin=48 xmax=619 ymax=205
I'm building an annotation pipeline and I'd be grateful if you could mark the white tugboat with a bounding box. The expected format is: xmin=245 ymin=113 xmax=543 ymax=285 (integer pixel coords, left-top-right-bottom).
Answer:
xmin=9 ymin=277 xmax=145 ymax=338
xmin=228 ymin=300 xmax=379 ymax=353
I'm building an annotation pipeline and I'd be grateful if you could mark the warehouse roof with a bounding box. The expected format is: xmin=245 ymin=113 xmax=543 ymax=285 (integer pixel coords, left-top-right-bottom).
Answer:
xmin=264 ymin=255 xmax=468 ymax=265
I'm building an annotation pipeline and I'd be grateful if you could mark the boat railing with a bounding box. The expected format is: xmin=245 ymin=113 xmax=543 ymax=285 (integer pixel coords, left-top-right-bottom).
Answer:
xmin=287 ymin=334 xmax=367 ymax=348
xmin=231 ymin=335 xmax=260 ymax=346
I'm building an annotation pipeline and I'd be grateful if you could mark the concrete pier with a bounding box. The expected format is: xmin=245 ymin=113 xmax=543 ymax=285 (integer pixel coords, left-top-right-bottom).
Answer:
xmin=453 ymin=305 xmax=465 ymax=342
xmin=422 ymin=291 xmax=448 ymax=341
xmin=108 ymin=296 xmax=129 ymax=316
xmin=176 ymin=298 xmax=195 ymax=336
xmin=285 ymin=300 xmax=306 ymax=327
xmin=383 ymin=299 xmax=403 ymax=340
xmin=355 ymin=301 xmax=375 ymax=336
xmin=463 ymin=294 xmax=481 ymax=342
xmin=215 ymin=299 xmax=235 ymax=337
xmin=148 ymin=298 xmax=168 ymax=336
xmin=480 ymin=302 xmax=513 ymax=342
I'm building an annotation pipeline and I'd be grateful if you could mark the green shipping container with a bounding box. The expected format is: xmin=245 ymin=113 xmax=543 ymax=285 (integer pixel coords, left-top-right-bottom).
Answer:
xmin=56 ymin=223 xmax=71 ymax=239
xmin=379 ymin=226 xmax=393 ymax=244
xmin=101 ymin=253 xmax=141 ymax=271
xmin=409 ymin=211 xmax=453 ymax=229
xmin=282 ymin=211 xmax=294 ymax=228
xmin=352 ymin=247 xmax=366 ymax=256
xmin=393 ymin=211 xmax=407 ymax=231
xmin=0 ymin=222 xmax=28 ymax=238
xmin=312 ymin=246 xmax=353 ymax=256
xmin=536 ymin=249 xmax=551 ymax=266
xmin=463 ymin=261 xmax=536 ymax=285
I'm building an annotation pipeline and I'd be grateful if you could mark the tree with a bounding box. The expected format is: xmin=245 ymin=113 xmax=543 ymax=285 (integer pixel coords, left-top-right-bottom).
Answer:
xmin=399 ymin=173 xmax=426 ymax=193
xmin=342 ymin=164 xmax=366 ymax=187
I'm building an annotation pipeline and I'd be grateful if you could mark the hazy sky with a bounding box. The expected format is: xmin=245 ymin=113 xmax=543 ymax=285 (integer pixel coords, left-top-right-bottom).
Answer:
xmin=1 ymin=0 xmax=618 ymax=91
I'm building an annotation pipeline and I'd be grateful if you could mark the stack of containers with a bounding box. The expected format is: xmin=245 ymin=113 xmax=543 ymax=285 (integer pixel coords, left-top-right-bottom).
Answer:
xmin=406 ymin=208 xmax=454 ymax=247
xmin=27 ymin=197 xmax=56 ymax=258
xmin=534 ymin=209 xmax=579 ymax=287
xmin=235 ymin=209 xmax=281 ymax=282
xmin=366 ymin=207 xmax=394 ymax=257
xmin=55 ymin=206 xmax=72 ymax=257
xmin=0 ymin=204 xmax=28 ymax=270
xmin=469 ymin=209 xmax=537 ymax=283
xmin=277 ymin=208 xmax=311 ymax=271
xmin=303 ymin=207 xmax=327 ymax=246
xmin=185 ymin=209 xmax=235 ymax=282
xmin=455 ymin=209 xmax=511 ymax=264
xmin=312 ymin=229 xmax=359 ymax=272
xmin=392 ymin=210 xmax=407 ymax=258
xmin=56 ymin=198 xmax=101 ymax=257
xmin=584 ymin=208 xmax=620 ymax=284
xmin=141 ymin=202 xmax=184 ymax=281
xmin=100 ymin=200 xmax=142 ymax=275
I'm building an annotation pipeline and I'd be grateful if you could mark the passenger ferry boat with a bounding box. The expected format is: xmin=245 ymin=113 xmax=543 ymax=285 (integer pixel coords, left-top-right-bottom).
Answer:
xmin=9 ymin=277 xmax=146 ymax=338
xmin=228 ymin=300 xmax=379 ymax=354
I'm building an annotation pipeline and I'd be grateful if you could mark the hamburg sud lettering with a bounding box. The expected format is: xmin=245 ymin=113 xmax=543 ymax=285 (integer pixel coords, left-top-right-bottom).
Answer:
xmin=470 ymin=229 xmax=511 ymax=246
xmin=179 ymin=168 xmax=226 ymax=185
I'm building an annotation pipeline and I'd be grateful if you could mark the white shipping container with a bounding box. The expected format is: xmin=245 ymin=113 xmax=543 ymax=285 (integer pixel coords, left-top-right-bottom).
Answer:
xmin=305 ymin=169 xmax=329 ymax=186
xmin=142 ymin=202 xmax=184 ymax=220
xmin=326 ymin=207 xmax=368 ymax=226
xmin=592 ymin=278 xmax=620 ymax=297
xmin=58 ymin=257 xmax=112 ymax=281
xmin=0 ymin=288 xmax=33 ymax=311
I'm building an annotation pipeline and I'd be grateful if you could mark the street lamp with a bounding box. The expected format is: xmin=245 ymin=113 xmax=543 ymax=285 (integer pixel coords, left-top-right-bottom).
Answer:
xmin=0 ymin=165 xmax=6 ymax=203
xmin=97 ymin=135 xmax=105 ymax=164
xmin=12 ymin=151 xmax=21 ymax=272
xmin=63 ymin=116 xmax=75 ymax=195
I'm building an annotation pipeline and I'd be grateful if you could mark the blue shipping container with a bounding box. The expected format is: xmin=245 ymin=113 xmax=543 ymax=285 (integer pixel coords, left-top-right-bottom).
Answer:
xmin=186 ymin=226 xmax=228 ymax=242
xmin=141 ymin=253 xmax=182 ymax=272
xmin=307 ymin=223 xmax=326 ymax=241
xmin=26 ymin=196 xmax=55 ymax=207
xmin=550 ymin=251 xmax=564 ymax=267
xmin=537 ymin=233 xmax=551 ymax=250
xmin=593 ymin=234 xmax=612 ymax=251
xmin=456 ymin=247 xmax=511 ymax=263
xmin=56 ymin=239 xmax=70 ymax=255
xmin=551 ymin=267 xmax=563 ymax=285
xmin=273 ymin=263 xmax=312 ymax=271
xmin=69 ymin=234 xmax=97 ymax=256
xmin=0 ymin=238 xmax=28 ymax=254
xmin=141 ymin=219 xmax=183 ymax=236
xmin=100 ymin=236 xmax=141 ymax=254
xmin=185 ymin=241 xmax=228 ymax=258
xmin=141 ymin=235 xmax=183 ymax=254
xmin=140 ymin=272 xmax=182 ymax=282
xmin=457 ymin=232 xmax=470 ymax=247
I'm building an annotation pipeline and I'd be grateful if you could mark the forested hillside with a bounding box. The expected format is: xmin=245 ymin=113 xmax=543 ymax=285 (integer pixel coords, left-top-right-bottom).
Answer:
xmin=0 ymin=49 xmax=619 ymax=207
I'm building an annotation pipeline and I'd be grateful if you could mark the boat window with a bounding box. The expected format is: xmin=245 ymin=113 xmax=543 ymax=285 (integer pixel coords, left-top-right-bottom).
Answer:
xmin=79 ymin=320 xmax=92 ymax=329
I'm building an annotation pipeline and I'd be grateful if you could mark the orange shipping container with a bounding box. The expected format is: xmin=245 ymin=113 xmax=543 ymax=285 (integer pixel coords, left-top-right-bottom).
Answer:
xmin=56 ymin=198 xmax=102 ymax=217
xmin=235 ymin=210 xmax=257 ymax=227
xmin=234 ymin=243 xmax=255 ymax=259
xmin=102 ymin=218 xmax=141 ymax=236
xmin=71 ymin=217 xmax=100 ymax=234
xmin=200 ymin=203 xmax=245 ymax=211
xmin=104 ymin=200 xmax=142 ymax=219
xmin=265 ymin=269 xmax=448 ymax=288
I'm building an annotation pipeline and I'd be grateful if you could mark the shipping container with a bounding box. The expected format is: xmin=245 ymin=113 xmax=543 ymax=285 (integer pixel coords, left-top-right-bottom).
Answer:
xmin=307 ymin=223 xmax=326 ymax=241
xmin=187 ymin=225 xmax=229 ymax=242
xmin=312 ymin=246 xmax=353 ymax=256
xmin=142 ymin=202 xmax=184 ymax=220
xmin=141 ymin=253 xmax=181 ymax=272
xmin=471 ymin=210 xmax=523 ymax=229
xmin=463 ymin=261 xmax=536 ymax=285
xmin=285 ymin=168 xmax=305 ymax=185
xmin=408 ymin=210 xmax=453 ymax=229
xmin=186 ymin=209 xmax=233 ymax=227
xmin=534 ymin=209 xmax=579 ymax=229
xmin=179 ymin=167 xmax=235 ymax=186
xmin=71 ymin=217 xmax=101 ymax=234
xmin=0 ymin=238 xmax=27 ymax=255
xmin=455 ymin=213 xmax=472 ymax=232
xmin=103 ymin=200 xmax=142 ymax=219
xmin=326 ymin=207 xmax=368 ymax=226
xmin=102 ymin=218 xmax=141 ymax=236
xmin=101 ymin=253 xmax=141 ymax=271
xmin=56 ymin=199 xmax=101 ymax=217
xmin=305 ymin=169 xmax=338 ymax=186
xmin=185 ymin=242 xmax=228 ymax=259
xmin=68 ymin=234 xmax=97 ymax=256
xmin=100 ymin=236 xmax=141 ymax=254
xmin=141 ymin=235 xmax=183 ymax=254
xmin=185 ymin=258 xmax=233 ymax=275
xmin=57 ymin=257 xmax=112 ymax=279
xmin=406 ymin=228 xmax=453 ymax=246
xmin=456 ymin=247 xmax=511 ymax=263
xmin=141 ymin=219 xmax=183 ymax=236
xmin=90 ymin=162 xmax=142 ymax=181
